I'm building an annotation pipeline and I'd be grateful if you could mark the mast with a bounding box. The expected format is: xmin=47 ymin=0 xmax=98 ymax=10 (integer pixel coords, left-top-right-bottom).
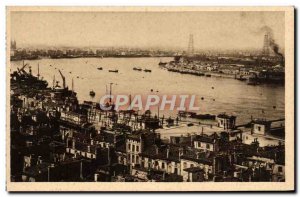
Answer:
xmin=129 ymin=94 xmax=132 ymax=110
xmin=53 ymin=75 xmax=55 ymax=89
xmin=72 ymin=78 xmax=74 ymax=92
xmin=109 ymin=83 xmax=113 ymax=103
xmin=37 ymin=63 xmax=40 ymax=79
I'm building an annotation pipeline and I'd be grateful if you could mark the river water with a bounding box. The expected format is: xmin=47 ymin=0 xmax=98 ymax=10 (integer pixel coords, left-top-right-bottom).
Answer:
xmin=10 ymin=57 xmax=285 ymax=125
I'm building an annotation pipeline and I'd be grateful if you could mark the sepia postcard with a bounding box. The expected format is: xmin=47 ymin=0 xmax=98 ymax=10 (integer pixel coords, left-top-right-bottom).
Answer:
xmin=6 ymin=6 xmax=295 ymax=192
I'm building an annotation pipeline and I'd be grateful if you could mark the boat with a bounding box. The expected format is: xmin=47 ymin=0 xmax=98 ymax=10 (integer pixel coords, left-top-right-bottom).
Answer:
xmin=178 ymin=111 xmax=197 ymax=118
xmin=191 ymin=113 xmax=216 ymax=120
xmin=144 ymin=69 xmax=152 ymax=72
xmin=133 ymin=67 xmax=142 ymax=71
xmin=89 ymin=90 xmax=95 ymax=97
xmin=97 ymin=67 xmax=103 ymax=70
xmin=109 ymin=69 xmax=118 ymax=73
xmin=205 ymin=74 xmax=211 ymax=77
xmin=247 ymin=77 xmax=259 ymax=85
xmin=158 ymin=61 xmax=167 ymax=66
xmin=237 ymin=77 xmax=247 ymax=81
xmin=235 ymin=75 xmax=247 ymax=81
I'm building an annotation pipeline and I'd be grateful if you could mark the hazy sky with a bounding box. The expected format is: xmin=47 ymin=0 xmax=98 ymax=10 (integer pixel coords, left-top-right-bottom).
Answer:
xmin=10 ymin=11 xmax=285 ymax=50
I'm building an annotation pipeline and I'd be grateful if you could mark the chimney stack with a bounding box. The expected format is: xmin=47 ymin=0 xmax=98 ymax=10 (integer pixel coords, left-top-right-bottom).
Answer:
xmin=166 ymin=147 xmax=170 ymax=158
xmin=72 ymin=139 xmax=76 ymax=149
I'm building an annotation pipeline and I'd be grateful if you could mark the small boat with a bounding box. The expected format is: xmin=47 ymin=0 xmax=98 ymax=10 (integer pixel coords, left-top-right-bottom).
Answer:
xmin=187 ymin=123 xmax=194 ymax=127
xmin=97 ymin=67 xmax=103 ymax=70
xmin=205 ymin=74 xmax=211 ymax=77
xmin=133 ymin=67 xmax=142 ymax=71
xmin=90 ymin=90 xmax=95 ymax=97
xmin=237 ymin=77 xmax=247 ymax=81
xmin=109 ymin=69 xmax=118 ymax=73
xmin=144 ymin=69 xmax=152 ymax=72
xmin=158 ymin=61 xmax=167 ymax=66
xmin=178 ymin=111 xmax=197 ymax=118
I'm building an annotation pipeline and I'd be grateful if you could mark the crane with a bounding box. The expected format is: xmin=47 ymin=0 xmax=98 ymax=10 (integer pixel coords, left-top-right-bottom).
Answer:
xmin=17 ymin=61 xmax=29 ymax=75
xmin=58 ymin=69 xmax=66 ymax=89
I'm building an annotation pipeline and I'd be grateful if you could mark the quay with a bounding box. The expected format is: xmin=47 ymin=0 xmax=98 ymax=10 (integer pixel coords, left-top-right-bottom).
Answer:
xmin=160 ymin=55 xmax=285 ymax=85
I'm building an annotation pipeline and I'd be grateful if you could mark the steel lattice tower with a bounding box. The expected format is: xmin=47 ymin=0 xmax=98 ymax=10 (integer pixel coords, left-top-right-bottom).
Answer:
xmin=187 ymin=34 xmax=194 ymax=56
xmin=262 ymin=34 xmax=270 ymax=56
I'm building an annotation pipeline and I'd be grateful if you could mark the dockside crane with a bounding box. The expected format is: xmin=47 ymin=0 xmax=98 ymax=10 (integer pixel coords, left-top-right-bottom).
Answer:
xmin=58 ymin=69 xmax=66 ymax=89
xmin=17 ymin=61 xmax=29 ymax=76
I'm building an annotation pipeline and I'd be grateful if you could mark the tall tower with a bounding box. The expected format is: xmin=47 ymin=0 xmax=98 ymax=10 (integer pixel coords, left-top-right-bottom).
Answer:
xmin=262 ymin=34 xmax=270 ymax=56
xmin=187 ymin=34 xmax=194 ymax=57
xmin=11 ymin=40 xmax=16 ymax=50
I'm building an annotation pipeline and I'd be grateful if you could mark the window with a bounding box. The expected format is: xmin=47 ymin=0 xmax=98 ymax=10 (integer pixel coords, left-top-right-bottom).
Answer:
xmin=162 ymin=162 xmax=165 ymax=169
xmin=128 ymin=144 xmax=131 ymax=151
xmin=206 ymin=144 xmax=210 ymax=149
xmin=258 ymin=126 xmax=261 ymax=131
xmin=190 ymin=164 xmax=194 ymax=168
xmin=183 ymin=162 xmax=187 ymax=169
xmin=198 ymin=142 xmax=201 ymax=147
xmin=278 ymin=166 xmax=283 ymax=173
xmin=174 ymin=168 xmax=178 ymax=174
xmin=136 ymin=145 xmax=139 ymax=152
xmin=132 ymin=145 xmax=135 ymax=152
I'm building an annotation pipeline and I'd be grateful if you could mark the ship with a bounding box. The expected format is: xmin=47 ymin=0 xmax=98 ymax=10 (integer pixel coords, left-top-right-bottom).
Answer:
xmin=97 ymin=67 xmax=103 ymax=70
xmin=158 ymin=61 xmax=167 ymax=66
xmin=11 ymin=62 xmax=48 ymax=90
xmin=144 ymin=69 xmax=152 ymax=72
xmin=190 ymin=113 xmax=216 ymax=120
xmin=133 ymin=67 xmax=142 ymax=71
xmin=109 ymin=69 xmax=118 ymax=73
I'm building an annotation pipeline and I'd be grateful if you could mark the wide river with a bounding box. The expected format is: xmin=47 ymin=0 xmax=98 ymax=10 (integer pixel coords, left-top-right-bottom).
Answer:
xmin=10 ymin=57 xmax=285 ymax=125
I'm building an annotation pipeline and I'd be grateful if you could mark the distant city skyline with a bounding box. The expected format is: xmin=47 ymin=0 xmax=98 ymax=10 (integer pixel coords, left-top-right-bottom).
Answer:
xmin=10 ymin=11 xmax=284 ymax=51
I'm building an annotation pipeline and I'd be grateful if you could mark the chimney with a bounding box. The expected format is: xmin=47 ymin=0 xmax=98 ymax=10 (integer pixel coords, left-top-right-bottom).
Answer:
xmin=155 ymin=145 xmax=159 ymax=155
xmin=94 ymin=173 xmax=99 ymax=182
xmin=37 ymin=156 xmax=42 ymax=164
xmin=66 ymin=138 xmax=69 ymax=147
xmin=166 ymin=147 xmax=170 ymax=158
xmin=178 ymin=148 xmax=183 ymax=160
xmin=72 ymin=139 xmax=76 ymax=149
